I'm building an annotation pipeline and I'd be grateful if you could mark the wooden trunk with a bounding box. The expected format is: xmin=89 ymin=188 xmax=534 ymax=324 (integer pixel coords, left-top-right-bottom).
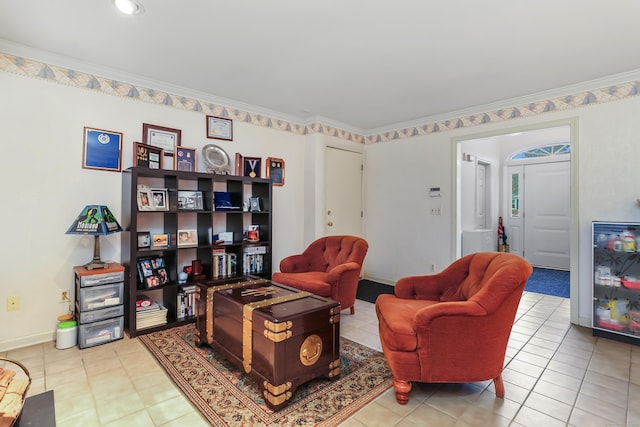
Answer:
xmin=195 ymin=277 xmax=341 ymax=410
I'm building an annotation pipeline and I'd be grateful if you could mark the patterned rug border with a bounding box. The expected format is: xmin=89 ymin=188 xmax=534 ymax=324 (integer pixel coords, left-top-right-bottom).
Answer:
xmin=139 ymin=325 xmax=393 ymax=426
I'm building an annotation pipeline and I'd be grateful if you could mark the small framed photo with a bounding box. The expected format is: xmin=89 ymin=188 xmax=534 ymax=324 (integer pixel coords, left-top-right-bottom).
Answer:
xmin=137 ymin=256 xmax=169 ymax=288
xmin=178 ymin=190 xmax=203 ymax=210
xmin=142 ymin=123 xmax=181 ymax=156
xmin=206 ymin=116 xmax=233 ymax=141
xmin=177 ymin=229 xmax=198 ymax=247
xmin=150 ymin=188 xmax=169 ymax=211
xmin=137 ymin=186 xmax=153 ymax=211
xmin=82 ymin=127 xmax=123 ymax=172
xmin=266 ymin=157 xmax=285 ymax=186
xmin=249 ymin=197 xmax=261 ymax=212
xmin=152 ymin=234 xmax=169 ymax=248
xmin=243 ymin=157 xmax=261 ymax=178
xmin=137 ymin=232 xmax=151 ymax=249
xmin=134 ymin=142 xmax=163 ymax=169
xmin=174 ymin=146 xmax=197 ymax=171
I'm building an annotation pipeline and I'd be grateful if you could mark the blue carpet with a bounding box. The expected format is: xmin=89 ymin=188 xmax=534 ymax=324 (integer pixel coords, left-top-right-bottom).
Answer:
xmin=525 ymin=267 xmax=570 ymax=298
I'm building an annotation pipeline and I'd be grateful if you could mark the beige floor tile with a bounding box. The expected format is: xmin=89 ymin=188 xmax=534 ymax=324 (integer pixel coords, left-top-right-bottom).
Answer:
xmin=351 ymin=400 xmax=406 ymax=427
xmin=523 ymin=391 xmax=572 ymax=422
xmin=101 ymin=409 xmax=155 ymax=427
xmin=159 ymin=410 xmax=211 ymax=427
xmin=94 ymin=391 xmax=146 ymax=424
xmin=513 ymin=406 xmax=567 ymax=427
xmin=568 ymin=406 xmax=621 ymax=427
xmin=56 ymin=406 xmax=100 ymax=427
xmin=147 ymin=394 xmax=195 ymax=425
xmin=574 ymin=393 xmax=626 ymax=426
xmin=532 ymin=379 xmax=578 ymax=406
xmin=403 ymin=403 xmax=457 ymax=427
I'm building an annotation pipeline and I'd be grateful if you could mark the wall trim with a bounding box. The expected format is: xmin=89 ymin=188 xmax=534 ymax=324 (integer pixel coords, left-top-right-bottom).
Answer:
xmin=1 ymin=46 xmax=640 ymax=145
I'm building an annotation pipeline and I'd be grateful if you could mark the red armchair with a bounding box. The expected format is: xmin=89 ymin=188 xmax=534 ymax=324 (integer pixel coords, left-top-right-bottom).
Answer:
xmin=271 ymin=235 xmax=368 ymax=314
xmin=375 ymin=252 xmax=532 ymax=404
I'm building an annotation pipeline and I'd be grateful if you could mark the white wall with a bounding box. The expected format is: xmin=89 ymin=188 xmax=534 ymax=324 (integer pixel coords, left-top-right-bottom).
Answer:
xmin=364 ymin=96 xmax=640 ymax=327
xmin=0 ymin=71 xmax=307 ymax=350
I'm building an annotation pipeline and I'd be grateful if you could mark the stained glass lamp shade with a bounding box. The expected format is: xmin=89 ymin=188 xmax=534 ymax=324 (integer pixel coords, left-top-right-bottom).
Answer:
xmin=66 ymin=205 xmax=122 ymax=270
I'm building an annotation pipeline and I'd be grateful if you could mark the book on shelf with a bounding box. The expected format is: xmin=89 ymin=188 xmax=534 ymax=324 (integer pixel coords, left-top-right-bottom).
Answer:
xmin=136 ymin=304 xmax=167 ymax=329
xmin=176 ymin=285 xmax=197 ymax=320
xmin=211 ymin=251 xmax=237 ymax=279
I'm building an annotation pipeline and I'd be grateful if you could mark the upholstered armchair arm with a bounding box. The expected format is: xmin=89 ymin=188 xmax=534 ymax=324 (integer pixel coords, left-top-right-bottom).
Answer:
xmin=327 ymin=261 xmax=361 ymax=283
xmin=279 ymin=254 xmax=312 ymax=273
xmin=327 ymin=261 xmax=362 ymax=303
xmin=413 ymin=301 xmax=486 ymax=328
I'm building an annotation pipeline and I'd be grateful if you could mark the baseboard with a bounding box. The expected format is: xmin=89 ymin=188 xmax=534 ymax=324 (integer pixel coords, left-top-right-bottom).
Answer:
xmin=0 ymin=332 xmax=55 ymax=352
xmin=362 ymin=275 xmax=395 ymax=286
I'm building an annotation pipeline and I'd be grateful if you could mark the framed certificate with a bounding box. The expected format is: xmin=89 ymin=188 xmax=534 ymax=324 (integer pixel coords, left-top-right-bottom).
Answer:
xmin=142 ymin=123 xmax=181 ymax=156
xmin=206 ymin=116 xmax=233 ymax=141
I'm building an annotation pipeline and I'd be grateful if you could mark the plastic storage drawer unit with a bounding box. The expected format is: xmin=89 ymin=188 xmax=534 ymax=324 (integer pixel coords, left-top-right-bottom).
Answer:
xmin=79 ymin=317 xmax=124 ymax=349
xmin=77 ymin=282 xmax=124 ymax=311
xmin=77 ymin=305 xmax=124 ymax=324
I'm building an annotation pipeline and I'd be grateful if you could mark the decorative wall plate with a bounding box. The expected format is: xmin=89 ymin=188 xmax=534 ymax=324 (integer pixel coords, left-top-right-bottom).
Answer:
xmin=202 ymin=144 xmax=230 ymax=174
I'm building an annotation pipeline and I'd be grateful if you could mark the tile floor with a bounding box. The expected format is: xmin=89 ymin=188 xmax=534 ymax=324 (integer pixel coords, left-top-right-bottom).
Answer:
xmin=2 ymin=291 xmax=638 ymax=426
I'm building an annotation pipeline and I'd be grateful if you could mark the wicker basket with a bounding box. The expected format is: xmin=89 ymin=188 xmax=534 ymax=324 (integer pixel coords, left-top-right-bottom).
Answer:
xmin=0 ymin=357 xmax=31 ymax=427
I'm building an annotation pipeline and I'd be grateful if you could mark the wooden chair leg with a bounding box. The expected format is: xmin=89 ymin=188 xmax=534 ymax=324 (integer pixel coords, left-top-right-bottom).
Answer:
xmin=393 ymin=379 xmax=412 ymax=404
xmin=493 ymin=374 xmax=505 ymax=398
xmin=350 ymin=306 xmax=355 ymax=315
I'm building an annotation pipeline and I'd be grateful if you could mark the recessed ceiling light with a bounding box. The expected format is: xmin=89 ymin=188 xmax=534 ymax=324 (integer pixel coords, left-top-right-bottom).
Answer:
xmin=114 ymin=0 xmax=144 ymax=15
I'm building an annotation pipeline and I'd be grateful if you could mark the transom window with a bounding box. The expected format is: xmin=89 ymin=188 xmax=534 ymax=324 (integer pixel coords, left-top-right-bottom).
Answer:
xmin=510 ymin=144 xmax=570 ymax=160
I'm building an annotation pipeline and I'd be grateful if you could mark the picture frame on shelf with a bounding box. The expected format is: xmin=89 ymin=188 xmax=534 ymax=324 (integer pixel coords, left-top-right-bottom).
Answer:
xmin=150 ymin=188 xmax=169 ymax=211
xmin=134 ymin=142 xmax=163 ymax=169
xmin=82 ymin=126 xmax=123 ymax=172
xmin=137 ymin=256 xmax=169 ymax=289
xmin=142 ymin=123 xmax=181 ymax=156
xmin=177 ymin=190 xmax=203 ymax=210
xmin=136 ymin=186 xmax=153 ymax=211
xmin=174 ymin=146 xmax=197 ymax=171
xmin=246 ymin=225 xmax=260 ymax=242
xmin=177 ymin=229 xmax=198 ymax=247
xmin=206 ymin=116 xmax=233 ymax=141
xmin=243 ymin=157 xmax=261 ymax=178
xmin=152 ymin=234 xmax=169 ymax=248
xmin=137 ymin=231 xmax=151 ymax=249
xmin=266 ymin=157 xmax=285 ymax=186
xmin=249 ymin=197 xmax=261 ymax=212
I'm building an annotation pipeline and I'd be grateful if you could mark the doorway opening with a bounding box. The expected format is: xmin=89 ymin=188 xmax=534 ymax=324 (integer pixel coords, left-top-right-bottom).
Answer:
xmin=452 ymin=119 xmax=579 ymax=322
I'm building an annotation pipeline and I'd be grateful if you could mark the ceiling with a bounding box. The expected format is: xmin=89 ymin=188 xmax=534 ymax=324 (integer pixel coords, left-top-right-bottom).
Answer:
xmin=2 ymin=0 xmax=640 ymax=133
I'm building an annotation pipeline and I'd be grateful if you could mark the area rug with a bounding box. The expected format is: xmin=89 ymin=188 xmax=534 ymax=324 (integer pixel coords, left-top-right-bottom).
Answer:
xmin=524 ymin=267 xmax=570 ymax=298
xmin=139 ymin=325 xmax=393 ymax=426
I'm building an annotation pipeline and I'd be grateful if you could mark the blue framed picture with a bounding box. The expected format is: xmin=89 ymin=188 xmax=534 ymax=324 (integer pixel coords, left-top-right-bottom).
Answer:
xmin=83 ymin=127 xmax=123 ymax=172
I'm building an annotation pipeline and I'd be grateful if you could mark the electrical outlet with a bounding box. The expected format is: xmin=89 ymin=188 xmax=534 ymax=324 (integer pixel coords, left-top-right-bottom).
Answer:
xmin=430 ymin=207 xmax=441 ymax=215
xmin=430 ymin=263 xmax=436 ymax=272
xmin=6 ymin=296 xmax=20 ymax=311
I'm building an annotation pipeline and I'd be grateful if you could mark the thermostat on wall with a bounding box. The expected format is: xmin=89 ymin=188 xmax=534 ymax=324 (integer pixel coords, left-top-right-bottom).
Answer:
xmin=429 ymin=187 xmax=441 ymax=197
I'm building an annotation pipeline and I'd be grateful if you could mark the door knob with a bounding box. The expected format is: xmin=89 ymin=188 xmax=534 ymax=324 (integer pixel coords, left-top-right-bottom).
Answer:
xmin=327 ymin=221 xmax=333 ymax=227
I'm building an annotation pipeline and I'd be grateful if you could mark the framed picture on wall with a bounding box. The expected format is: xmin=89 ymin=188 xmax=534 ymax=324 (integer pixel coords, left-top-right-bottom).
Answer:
xmin=266 ymin=157 xmax=285 ymax=186
xmin=174 ymin=146 xmax=197 ymax=171
xmin=133 ymin=142 xmax=163 ymax=169
xmin=82 ymin=127 xmax=123 ymax=172
xmin=142 ymin=123 xmax=181 ymax=156
xmin=206 ymin=116 xmax=233 ymax=141
xmin=243 ymin=157 xmax=261 ymax=178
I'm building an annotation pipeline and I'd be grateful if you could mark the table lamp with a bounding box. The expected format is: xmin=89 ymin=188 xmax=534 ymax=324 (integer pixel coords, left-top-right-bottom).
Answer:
xmin=66 ymin=205 xmax=122 ymax=270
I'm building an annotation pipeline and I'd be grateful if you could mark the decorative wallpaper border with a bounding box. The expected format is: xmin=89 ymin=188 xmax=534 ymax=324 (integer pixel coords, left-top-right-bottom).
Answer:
xmin=1 ymin=51 xmax=638 ymax=144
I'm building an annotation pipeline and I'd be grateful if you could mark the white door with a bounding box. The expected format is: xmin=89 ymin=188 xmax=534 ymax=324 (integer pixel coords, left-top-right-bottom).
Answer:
xmin=324 ymin=147 xmax=363 ymax=237
xmin=524 ymin=161 xmax=570 ymax=269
